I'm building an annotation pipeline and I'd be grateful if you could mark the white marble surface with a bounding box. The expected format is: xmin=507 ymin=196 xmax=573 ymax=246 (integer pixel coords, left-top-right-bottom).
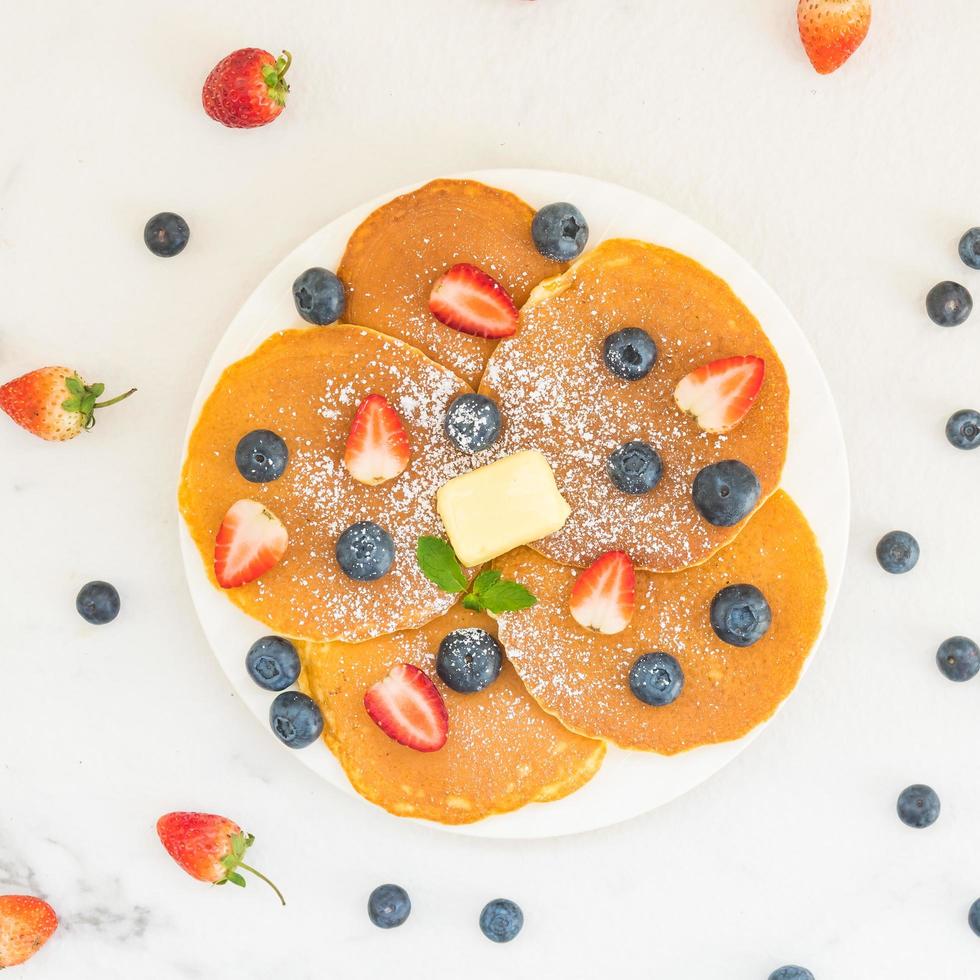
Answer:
xmin=2 ymin=1 xmax=979 ymax=977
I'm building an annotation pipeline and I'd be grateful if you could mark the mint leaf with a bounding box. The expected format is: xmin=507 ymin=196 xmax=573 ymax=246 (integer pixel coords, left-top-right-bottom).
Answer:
xmin=416 ymin=536 xmax=467 ymax=593
xmin=461 ymin=592 xmax=487 ymax=612
xmin=471 ymin=569 xmax=502 ymax=594
xmin=478 ymin=580 xmax=538 ymax=614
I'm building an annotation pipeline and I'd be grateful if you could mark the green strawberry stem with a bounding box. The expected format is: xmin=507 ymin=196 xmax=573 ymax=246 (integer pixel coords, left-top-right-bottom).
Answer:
xmin=238 ymin=862 xmax=286 ymax=906
xmin=94 ymin=387 xmax=137 ymax=409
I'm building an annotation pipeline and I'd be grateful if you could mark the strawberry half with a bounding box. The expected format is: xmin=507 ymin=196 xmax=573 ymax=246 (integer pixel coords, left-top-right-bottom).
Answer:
xmin=343 ymin=394 xmax=411 ymax=486
xmin=364 ymin=663 xmax=449 ymax=752
xmin=797 ymin=0 xmax=871 ymax=75
xmin=213 ymin=499 xmax=288 ymax=588
xmin=0 ymin=895 xmax=58 ymax=969
xmin=429 ymin=263 xmax=519 ymax=339
xmin=569 ymin=551 xmax=636 ymax=635
xmin=673 ymin=355 xmax=766 ymax=434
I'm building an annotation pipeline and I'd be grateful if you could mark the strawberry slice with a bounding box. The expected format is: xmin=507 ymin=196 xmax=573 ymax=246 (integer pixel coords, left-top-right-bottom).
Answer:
xmin=364 ymin=663 xmax=449 ymax=752
xmin=429 ymin=263 xmax=519 ymax=339
xmin=569 ymin=551 xmax=636 ymax=635
xmin=673 ymin=355 xmax=766 ymax=434
xmin=343 ymin=394 xmax=411 ymax=486
xmin=214 ymin=499 xmax=288 ymax=588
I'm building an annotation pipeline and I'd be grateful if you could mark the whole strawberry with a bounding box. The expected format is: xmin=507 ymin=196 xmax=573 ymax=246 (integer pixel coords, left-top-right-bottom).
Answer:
xmin=156 ymin=811 xmax=285 ymax=904
xmin=202 ymin=48 xmax=291 ymax=129
xmin=0 ymin=895 xmax=58 ymax=968
xmin=798 ymin=0 xmax=871 ymax=75
xmin=0 ymin=367 xmax=135 ymax=442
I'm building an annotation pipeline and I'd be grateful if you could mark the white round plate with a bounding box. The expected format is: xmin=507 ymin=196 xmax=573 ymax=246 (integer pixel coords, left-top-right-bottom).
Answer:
xmin=178 ymin=169 xmax=849 ymax=839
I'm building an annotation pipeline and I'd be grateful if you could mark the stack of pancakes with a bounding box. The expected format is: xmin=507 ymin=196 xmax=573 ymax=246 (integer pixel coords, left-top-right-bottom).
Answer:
xmin=179 ymin=179 xmax=826 ymax=825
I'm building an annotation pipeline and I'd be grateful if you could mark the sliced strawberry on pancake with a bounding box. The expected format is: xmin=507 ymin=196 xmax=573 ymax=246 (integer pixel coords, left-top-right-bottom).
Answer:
xmin=214 ymin=499 xmax=288 ymax=588
xmin=364 ymin=663 xmax=449 ymax=752
xmin=673 ymin=355 xmax=765 ymax=434
xmin=343 ymin=393 xmax=411 ymax=486
xmin=569 ymin=551 xmax=636 ymax=635
xmin=429 ymin=263 xmax=519 ymax=339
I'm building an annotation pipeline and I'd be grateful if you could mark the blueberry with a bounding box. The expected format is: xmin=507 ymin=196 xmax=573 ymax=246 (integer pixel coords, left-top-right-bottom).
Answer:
xmin=479 ymin=898 xmax=524 ymax=943
xmin=235 ymin=429 xmax=289 ymax=483
xmin=75 ymin=581 xmax=120 ymax=625
xmin=926 ymin=281 xmax=972 ymax=327
xmin=875 ymin=530 xmax=919 ymax=574
xmin=336 ymin=521 xmax=395 ymax=581
xmin=444 ymin=394 xmax=502 ymax=453
xmin=602 ymin=328 xmax=658 ymax=381
xmin=629 ymin=653 xmax=684 ymax=706
xmin=143 ymin=212 xmax=189 ymax=257
xmin=692 ymin=460 xmax=761 ymax=527
xmin=959 ymin=227 xmax=980 ymax=270
xmin=710 ymin=584 xmax=771 ymax=647
xmin=368 ymin=884 xmax=411 ymax=929
xmin=936 ymin=636 xmax=980 ymax=683
xmin=246 ymin=635 xmax=300 ymax=691
xmin=531 ymin=202 xmax=589 ymax=262
xmin=946 ymin=409 xmax=980 ymax=451
xmin=607 ymin=440 xmax=662 ymax=494
xmin=436 ymin=628 xmax=503 ymax=693
xmin=269 ymin=690 xmax=323 ymax=749
xmin=969 ymin=898 xmax=980 ymax=937
xmin=293 ymin=267 xmax=346 ymax=325
xmin=896 ymin=784 xmax=940 ymax=829
xmin=769 ymin=968 xmax=814 ymax=980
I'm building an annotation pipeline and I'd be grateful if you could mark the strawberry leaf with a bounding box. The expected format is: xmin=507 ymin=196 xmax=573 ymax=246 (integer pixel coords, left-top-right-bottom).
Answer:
xmin=226 ymin=871 xmax=247 ymax=888
xmin=476 ymin=580 xmax=537 ymax=614
xmin=89 ymin=382 xmax=105 ymax=398
xmin=64 ymin=376 xmax=84 ymax=396
xmin=416 ymin=536 xmax=467 ymax=592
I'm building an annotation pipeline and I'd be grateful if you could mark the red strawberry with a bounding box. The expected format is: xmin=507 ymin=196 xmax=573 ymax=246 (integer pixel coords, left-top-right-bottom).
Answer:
xmin=429 ymin=264 xmax=519 ymax=339
xmin=202 ymin=48 xmax=291 ymax=129
xmin=213 ymin=499 xmax=288 ymax=588
xmin=797 ymin=0 xmax=871 ymax=75
xmin=343 ymin=394 xmax=411 ymax=486
xmin=569 ymin=551 xmax=636 ymax=635
xmin=364 ymin=663 xmax=449 ymax=752
xmin=0 ymin=367 xmax=135 ymax=442
xmin=156 ymin=811 xmax=284 ymax=904
xmin=0 ymin=895 xmax=57 ymax=968
xmin=673 ymin=355 xmax=766 ymax=434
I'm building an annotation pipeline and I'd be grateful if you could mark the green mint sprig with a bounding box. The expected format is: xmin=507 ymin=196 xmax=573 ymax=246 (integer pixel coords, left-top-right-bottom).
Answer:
xmin=416 ymin=537 xmax=537 ymax=614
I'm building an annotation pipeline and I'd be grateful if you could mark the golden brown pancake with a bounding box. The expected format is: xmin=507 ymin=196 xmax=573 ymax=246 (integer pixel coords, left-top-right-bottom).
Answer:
xmin=492 ymin=491 xmax=826 ymax=754
xmin=479 ymin=238 xmax=790 ymax=572
xmin=338 ymin=179 xmax=563 ymax=388
xmin=297 ymin=604 xmax=606 ymax=824
xmin=179 ymin=325 xmax=478 ymax=642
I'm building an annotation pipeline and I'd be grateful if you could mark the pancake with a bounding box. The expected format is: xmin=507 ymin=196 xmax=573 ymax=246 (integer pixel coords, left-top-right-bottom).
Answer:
xmin=338 ymin=179 xmax=563 ymax=388
xmin=492 ymin=491 xmax=826 ymax=754
xmin=297 ymin=604 xmax=606 ymax=824
xmin=179 ymin=325 xmax=478 ymax=642
xmin=478 ymin=238 xmax=790 ymax=572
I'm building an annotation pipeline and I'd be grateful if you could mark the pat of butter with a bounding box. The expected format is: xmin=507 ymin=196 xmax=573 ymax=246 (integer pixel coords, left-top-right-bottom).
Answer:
xmin=436 ymin=450 xmax=571 ymax=567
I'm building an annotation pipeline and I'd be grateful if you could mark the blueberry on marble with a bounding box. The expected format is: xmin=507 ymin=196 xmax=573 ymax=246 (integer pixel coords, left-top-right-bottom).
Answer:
xmin=444 ymin=394 xmax=502 ymax=453
xmin=959 ymin=228 xmax=980 ymax=270
xmin=629 ymin=652 xmax=684 ymax=706
xmin=437 ymin=628 xmax=503 ymax=693
xmin=76 ymin=580 xmax=121 ymax=625
xmin=143 ymin=212 xmax=189 ymax=257
xmin=710 ymin=584 xmax=771 ymax=647
xmin=368 ymin=884 xmax=411 ymax=929
xmin=269 ymin=690 xmax=323 ymax=749
xmin=926 ymin=281 xmax=972 ymax=327
xmin=692 ymin=460 xmax=761 ymax=527
xmin=479 ymin=898 xmax=524 ymax=943
xmin=603 ymin=328 xmax=658 ymax=381
xmin=531 ymin=202 xmax=589 ymax=261
xmin=936 ymin=636 xmax=980 ymax=683
xmin=607 ymin=440 xmax=662 ymax=494
xmin=336 ymin=521 xmax=396 ymax=581
xmin=293 ymin=267 xmax=346 ymax=325
xmin=769 ymin=968 xmax=814 ymax=980
xmin=946 ymin=409 xmax=980 ymax=451
xmin=875 ymin=530 xmax=919 ymax=575
xmin=246 ymin=635 xmax=301 ymax=691
xmin=969 ymin=898 xmax=980 ymax=937
xmin=235 ymin=429 xmax=289 ymax=483
xmin=896 ymin=784 xmax=940 ymax=829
